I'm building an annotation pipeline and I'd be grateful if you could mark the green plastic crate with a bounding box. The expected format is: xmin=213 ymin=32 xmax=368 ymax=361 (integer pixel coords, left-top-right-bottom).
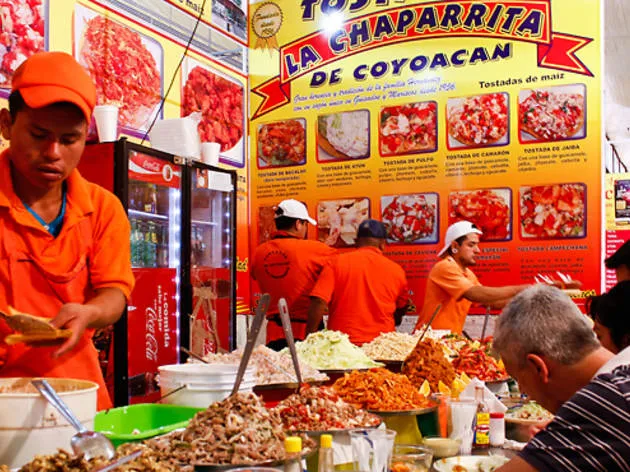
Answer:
xmin=94 ymin=404 xmax=203 ymax=447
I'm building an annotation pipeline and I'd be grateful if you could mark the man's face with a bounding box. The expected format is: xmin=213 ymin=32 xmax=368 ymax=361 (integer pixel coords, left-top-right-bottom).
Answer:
xmin=0 ymin=103 xmax=87 ymax=193
xmin=453 ymin=233 xmax=481 ymax=267
xmin=593 ymin=319 xmax=617 ymax=354
xmin=501 ymin=351 xmax=555 ymax=413
xmin=296 ymin=220 xmax=308 ymax=239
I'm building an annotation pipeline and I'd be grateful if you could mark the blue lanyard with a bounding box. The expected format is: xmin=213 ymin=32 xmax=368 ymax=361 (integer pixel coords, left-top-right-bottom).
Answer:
xmin=22 ymin=185 xmax=67 ymax=237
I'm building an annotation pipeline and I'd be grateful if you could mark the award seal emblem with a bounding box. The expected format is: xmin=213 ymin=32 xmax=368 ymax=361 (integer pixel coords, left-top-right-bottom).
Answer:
xmin=252 ymin=2 xmax=282 ymax=50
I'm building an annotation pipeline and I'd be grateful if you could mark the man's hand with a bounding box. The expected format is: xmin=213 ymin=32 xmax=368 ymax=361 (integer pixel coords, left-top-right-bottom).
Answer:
xmin=528 ymin=419 xmax=551 ymax=438
xmin=48 ymin=287 xmax=127 ymax=358
xmin=49 ymin=303 xmax=100 ymax=358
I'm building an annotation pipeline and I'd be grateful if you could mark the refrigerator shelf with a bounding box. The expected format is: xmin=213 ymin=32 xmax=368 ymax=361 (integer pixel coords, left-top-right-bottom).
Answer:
xmin=192 ymin=219 xmax=218 ymax=226
xmin=129 ymin=209 xmax=169 ymax=220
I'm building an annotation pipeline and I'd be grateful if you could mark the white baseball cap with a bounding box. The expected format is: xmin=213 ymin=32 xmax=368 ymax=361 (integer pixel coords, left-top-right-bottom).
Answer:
xmin=437 ymin=221 xmax=483 ymax=257
xmin=275 ymin=199 xmax=317 ymax=225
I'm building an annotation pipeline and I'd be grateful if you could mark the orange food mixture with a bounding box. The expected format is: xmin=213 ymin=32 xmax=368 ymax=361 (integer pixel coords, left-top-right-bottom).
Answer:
xmin=402 ymin=338 xmax=456 ymax=391
xmin=332 ymin=367 xmax=432 ymax=411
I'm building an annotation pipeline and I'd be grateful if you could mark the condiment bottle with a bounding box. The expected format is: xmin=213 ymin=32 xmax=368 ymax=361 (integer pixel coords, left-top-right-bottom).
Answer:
xmin=489 ymin=411 xmax=506 ymax=447
xmin=318 ymin=434 xmax=334 ymax=472
xmin=285 ymin=436 xmax=303 ymax=472
xmin=474 ymin=386 xmax=490 ymax=448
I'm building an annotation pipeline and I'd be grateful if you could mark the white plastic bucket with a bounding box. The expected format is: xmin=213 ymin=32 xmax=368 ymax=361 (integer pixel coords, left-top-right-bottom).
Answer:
xmin=0 ymin=377 xmax=98 ymax=468
xmin=158 ymin=363 xmax=256 ymax=408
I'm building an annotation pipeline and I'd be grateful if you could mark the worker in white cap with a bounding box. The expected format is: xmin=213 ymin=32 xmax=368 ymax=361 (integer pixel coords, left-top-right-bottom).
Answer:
xmin=414 ymin=220 xmax=529 ymax=334
xmin=251 ymin=199 xmax=337 ymax=350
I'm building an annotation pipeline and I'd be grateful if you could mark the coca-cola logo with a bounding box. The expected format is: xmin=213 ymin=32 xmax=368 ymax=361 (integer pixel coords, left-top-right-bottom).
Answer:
xmin=146 ymin=306 xmax=158 ymax=362
xmin=142 ymin=160 xmax=162 ymax=172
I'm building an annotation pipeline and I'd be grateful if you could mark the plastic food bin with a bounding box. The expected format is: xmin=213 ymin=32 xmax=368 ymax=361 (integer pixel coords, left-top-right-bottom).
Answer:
xmin=94 ymin=403 xmax=203 ymax=446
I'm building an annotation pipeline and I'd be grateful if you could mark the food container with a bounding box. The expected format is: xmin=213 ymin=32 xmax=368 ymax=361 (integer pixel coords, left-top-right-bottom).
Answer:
xmin=433 ymin=455 xmax=510 ymax=472
xmin=158 ymin=363 xmax=256 ymax=408
xmin=0 ymin=377 xmax=98 ymax=469
xmin=420 ymin=437 xmax=461 ymax=458
xmin=376 ymin=359 xmax=403 ymax=374
xmin=391 ymin=444 xmax=433 ymax=472
xmin=192 ymin=449 xmax=316 ymax=471
xmin=319 ymin=368 xmax=371 ymax=384
xmin=253 ymin=380 xmax=329 ymax=407
xmin=94 ymin=403 xmax=203 ymax=446
xmin=226 ymin=468 xmax=283 ymax=472
xmin=369 ymin=407 xmax=437 ymax=445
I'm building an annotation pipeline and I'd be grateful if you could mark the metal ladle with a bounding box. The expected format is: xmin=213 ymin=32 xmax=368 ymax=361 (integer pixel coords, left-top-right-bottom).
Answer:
xmin=31 ymin=379 xmax=116 ymax=460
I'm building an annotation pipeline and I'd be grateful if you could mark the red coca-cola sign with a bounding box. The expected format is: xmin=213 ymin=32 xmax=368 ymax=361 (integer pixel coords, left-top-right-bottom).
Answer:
xmin=127 ymin=268 xmax=179 ymax=404
xmin=129 ymin=151 xmax=181 ymax=188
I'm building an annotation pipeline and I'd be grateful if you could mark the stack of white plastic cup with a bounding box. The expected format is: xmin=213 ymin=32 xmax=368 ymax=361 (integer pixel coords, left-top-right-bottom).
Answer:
xmin=93 ymin=105 xmax=119 ymax=142
xmin=200 ymin=142 xmax=221 ymax=166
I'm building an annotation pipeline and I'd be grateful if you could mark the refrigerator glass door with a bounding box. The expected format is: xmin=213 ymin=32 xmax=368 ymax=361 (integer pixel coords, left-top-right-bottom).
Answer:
xmin=126 ymin=150 xmax=181 ymax=404
xmin=189 ymin=168 xmax=234 ymax=355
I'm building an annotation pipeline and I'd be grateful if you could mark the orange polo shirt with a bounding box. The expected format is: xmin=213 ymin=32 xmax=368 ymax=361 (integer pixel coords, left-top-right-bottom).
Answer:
xmin=251 ymin=232 xmax=337 ymax=342
xmin=0 ymin=149 xmax=134 ymax=409
xmin=415 ymin=256 xmax=480 ymax=334
xmin=310 ymin=246 xmax=409 ymax=345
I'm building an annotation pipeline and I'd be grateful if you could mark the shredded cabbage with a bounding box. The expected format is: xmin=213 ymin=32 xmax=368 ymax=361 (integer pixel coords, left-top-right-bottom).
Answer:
xmin=507 ymin=401 xmax=553 ymax=421
xmin=282 ymin=330 xmax=383 ymax=370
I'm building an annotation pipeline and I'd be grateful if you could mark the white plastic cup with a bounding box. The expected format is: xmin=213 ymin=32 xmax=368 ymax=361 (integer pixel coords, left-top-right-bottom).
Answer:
xmin=93 ymin=105 xmax=119 ymax=142
xmin=449 ymin=400 xmax=477 ymax=455
xmin=350 ymin=429 xmax=396 ymax=472
xmin=201 ymin=142 xmax=221 ymax=166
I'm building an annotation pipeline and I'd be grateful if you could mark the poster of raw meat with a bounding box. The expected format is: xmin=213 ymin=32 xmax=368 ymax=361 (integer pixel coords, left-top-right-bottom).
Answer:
xmin=0 ymin=0 xmax=48 ymax=96
xmin=180 ymin=55 xmax=245 ymax=168
xmin=73 ymin=3 xmax=163 ymax=135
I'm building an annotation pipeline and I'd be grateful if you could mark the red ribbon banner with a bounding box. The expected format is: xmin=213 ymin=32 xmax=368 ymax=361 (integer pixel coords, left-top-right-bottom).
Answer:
xmin=252 ymin=0 xmax=594 ymax=119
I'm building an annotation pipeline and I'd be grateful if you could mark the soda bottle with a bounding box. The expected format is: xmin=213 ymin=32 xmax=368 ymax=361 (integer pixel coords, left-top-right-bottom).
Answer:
xmin=145 ymin=222 xmax=158 ymax=268
xmin=130 ymin=218 xmax=139 ymax=267
xmin=149 ymin=184 xmax=158 ymax=213
xmin=136 ymin=220 xmax=147 ymax=268
xmin=157 ymin=222 xmax=169 ymax=268
xmin=142 ymin=183 xmax=152 ymax=213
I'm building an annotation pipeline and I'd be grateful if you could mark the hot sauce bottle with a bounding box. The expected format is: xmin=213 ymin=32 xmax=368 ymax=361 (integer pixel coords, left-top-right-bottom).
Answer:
xmin=474 ymin=386 xmax=490 ymax=448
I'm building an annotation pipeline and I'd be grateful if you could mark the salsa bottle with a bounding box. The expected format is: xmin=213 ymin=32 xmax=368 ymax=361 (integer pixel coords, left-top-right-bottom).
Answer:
xmin=474 ymin=386 xmax=490 ymax=448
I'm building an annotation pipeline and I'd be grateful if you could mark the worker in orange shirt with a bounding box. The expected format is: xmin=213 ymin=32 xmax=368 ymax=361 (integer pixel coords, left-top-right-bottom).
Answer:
xmin=251 ymin=199 xmax=336 ymax=350
xmin=0 ymin=52 xmax=134 ymax=410
xmin=415 ymin=221 xmax=529 ymax=334
xmin=307 ymin=219 xmax=410 ymax=345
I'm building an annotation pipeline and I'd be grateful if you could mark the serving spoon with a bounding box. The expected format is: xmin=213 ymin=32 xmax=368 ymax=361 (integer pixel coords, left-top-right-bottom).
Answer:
xmin=31 ymin=379 xmax=116 ymax=460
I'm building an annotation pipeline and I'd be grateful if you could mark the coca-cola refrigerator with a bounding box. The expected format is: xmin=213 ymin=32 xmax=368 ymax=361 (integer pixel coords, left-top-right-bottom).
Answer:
xmin=78 ymin=139 xmax=237 ymax=406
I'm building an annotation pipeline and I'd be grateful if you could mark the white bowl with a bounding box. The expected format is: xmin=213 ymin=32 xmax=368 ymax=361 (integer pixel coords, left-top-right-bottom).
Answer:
xmin=0 ymin=377 xmax=98 ymax=469
xmin=433 ymin=455 xmax=510 ymax=472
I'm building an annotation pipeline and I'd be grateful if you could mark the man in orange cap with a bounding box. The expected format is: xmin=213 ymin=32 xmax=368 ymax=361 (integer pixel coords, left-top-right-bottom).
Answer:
xmin=251 ymin=199 xmax=336 ymax=350
xmin=0 ymin=52 xmax=134 ymax=409
xmin=415 ymin=220 xmax=529 ymax=334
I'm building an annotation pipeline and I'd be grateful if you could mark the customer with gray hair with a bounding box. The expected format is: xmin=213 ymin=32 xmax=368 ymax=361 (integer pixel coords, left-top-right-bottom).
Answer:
xmin=494 ymin=285 xmax=630 ymax=472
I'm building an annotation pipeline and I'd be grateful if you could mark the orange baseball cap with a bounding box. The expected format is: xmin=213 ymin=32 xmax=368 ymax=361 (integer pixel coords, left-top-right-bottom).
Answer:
xmin=11 ymin=51 xmax=97 ymax=122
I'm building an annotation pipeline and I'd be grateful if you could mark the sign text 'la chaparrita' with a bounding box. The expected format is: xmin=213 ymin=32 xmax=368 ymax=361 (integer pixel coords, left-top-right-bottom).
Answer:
xmin=252 ymin=0 xmax=594 ymax=119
